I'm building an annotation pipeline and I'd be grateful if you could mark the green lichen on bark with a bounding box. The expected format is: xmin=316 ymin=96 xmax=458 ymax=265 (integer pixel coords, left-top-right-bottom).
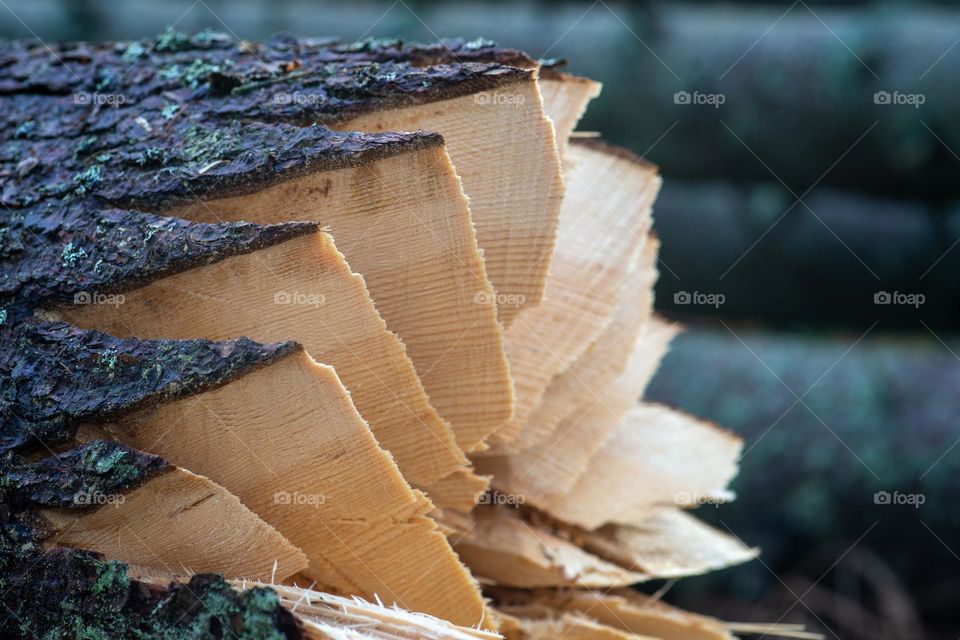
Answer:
xmin=0 ymin=319 xmax=299 ymax=456
xmin=0 ymin=30 xmax=535 ymax=212
xmin=0 ymin=538 xmax=303 ymax=639
xmin=0 ymin=110 xmax=443 ymax=209
xmin=0 ymin=440 xmax=168 ymax=512
xmin=0 ymin=202 xmax=318 ymax=316
xmin=0 ymin=30 xmax=533 ymax=104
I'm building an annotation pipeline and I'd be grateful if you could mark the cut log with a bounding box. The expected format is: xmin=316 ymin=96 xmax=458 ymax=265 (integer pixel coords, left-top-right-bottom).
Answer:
xmin=2 ymin=105 xmax=513 ymax=453
xmin=81 ymin=348 xmax=490 ymax=628
xmin=41 ymin=454 xmax=309 ymax=583
xmin=169 ymin=140 xmax=512 ymax=452
xmin=453 ymin=507 xmax=645 ymax=588
xmin=332 ymin=72 xmax=564 ymax=327
xmin=0 ymin=319 xmax=486 ymax=626
xmin=0 ymin=318 xmax=299 ymax=454
xmin=482 ymin=140 xmax=660 ymax=453
xmin=537 ymin=68 xmax=603 ymax=158
xmin=2 ymin=36 xmax=564 ymax=327
xmin=547 ymin=404 xmax=743 ymax=530
xmin=0 ymin=31 xmax=776 ymax=638
xmin=494 ymin=589 xmax=737 ymax=640
xmin=3 ymin=438 xmax=307 ymax=582
xmin=45 ymin=209 xmax=477 ymax=505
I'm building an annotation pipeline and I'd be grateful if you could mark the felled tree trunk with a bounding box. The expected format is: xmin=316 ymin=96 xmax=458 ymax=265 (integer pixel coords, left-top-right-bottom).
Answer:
xmin=0 ymin=29 xmax=808 ymax=640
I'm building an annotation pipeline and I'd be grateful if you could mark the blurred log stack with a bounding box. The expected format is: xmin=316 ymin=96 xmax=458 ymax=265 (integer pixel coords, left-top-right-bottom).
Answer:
xmin=0 ymin=32 xmax=798 ymax=639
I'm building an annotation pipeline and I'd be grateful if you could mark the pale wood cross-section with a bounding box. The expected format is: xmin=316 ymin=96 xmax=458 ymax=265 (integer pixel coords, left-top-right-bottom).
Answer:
xmin=453 ymin=507 xmax=646 ymax=589
xmin=80 ymin=349 xmax=489 ymax=629
xmin=538 ymin=70 xmax=603 ymax=158
xmin=168 ymin=143 xmax=513 ymax=453
xmin=521 ymin=235 xmax=661 ymax=449
xmin=547 ymin=404 xmax=744 ymax=530
xmin=476 ymin=248 xmax=679 ymax=512
xmin=572 ymin=510 xmax=760 ymax=579
xmin=336 ymin=74 xmax=565 ymax=328
xmin=61 ymin=230 xmax=481 ymax=510
xmin=41 ymin=465 xmax=308 ymax=583
xmin=482 ymin=141 xmax=660 ymax=454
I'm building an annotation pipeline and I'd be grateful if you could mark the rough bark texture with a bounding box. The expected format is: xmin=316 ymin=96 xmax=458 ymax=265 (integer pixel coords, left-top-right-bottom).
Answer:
xmin=0 ymin=111 xmax=443 ymax=209
xmin=1 ymin=204 xmax=317 ymax=315
xmin=0 ymin=33 xmax=531 ymax=143
xmin=1 ymin=440 xmax=167 ymax=512
xmin=0 ymin=319 xmax=297 ymax=455
xmin=0 ymin=539 xmax=303 ymax=640
xmin=0 ymin=31 xmax=536 ymax=97
xmin=0 ymin=32 xmax=533 ymax=212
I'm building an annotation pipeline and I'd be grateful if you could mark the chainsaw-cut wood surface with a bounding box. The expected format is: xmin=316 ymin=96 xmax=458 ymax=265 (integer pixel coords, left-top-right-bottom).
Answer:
xmin=548 ymin=404 xmax=743 ymax=529
xmin=483 ymin=141 xmax=660 ymax=453
xmin=338 ymin=75 xmax=564 ymax=327
xmin=85 ymin=349 xmax=488 ymax=628
xmin=574 ymin=510 xmax=760 ymax=578
xmin=41 ymin=464 xmax=308 ymax=583
xmin=0 ymin=33 xmax=778 ymax=638
xmin=496 ymin=589 xmax=736 ymax=640
xmin=523 ymin=236 xmax=660 ymax=450
xmin=247 ymin=581 xmax=501 ymax=640
xmin=476 ymin=250 xmax=677 ymax=511
xmin=169 ymin=144 xmax=513 ymax=453
xmin=453 ymin=507 xmax=646 ymax=588
xmin=60 ymin=229 xmax=479 ymax=506
xmin=538 ymin=70 xmax=603 ymax=158
xmin=421 ymin=468 xmax=492 ymax=515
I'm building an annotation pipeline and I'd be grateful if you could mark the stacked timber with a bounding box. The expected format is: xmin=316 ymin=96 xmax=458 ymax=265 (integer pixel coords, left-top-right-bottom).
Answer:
xmin=0 ymin=32 xmax=808 ymax=639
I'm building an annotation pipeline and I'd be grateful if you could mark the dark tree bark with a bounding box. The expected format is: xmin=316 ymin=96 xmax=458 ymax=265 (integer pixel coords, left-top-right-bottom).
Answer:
xmin=1 ymin=204 xmax=317 ymax=315
xmin=0 ymin=319 xmax=297 ymax=456
xmin=0 ymin=541 xmax=303 ymax=640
